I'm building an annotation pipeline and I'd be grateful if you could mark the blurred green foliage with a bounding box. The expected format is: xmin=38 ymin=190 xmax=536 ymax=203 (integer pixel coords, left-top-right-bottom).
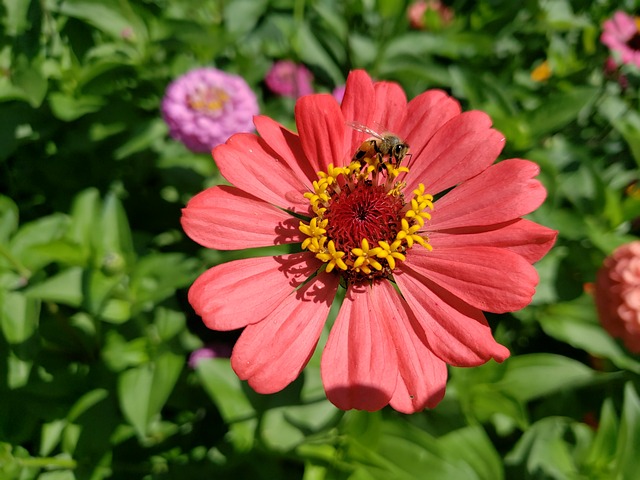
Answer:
xmin=1 ymin=0 xmax=640 ymax=478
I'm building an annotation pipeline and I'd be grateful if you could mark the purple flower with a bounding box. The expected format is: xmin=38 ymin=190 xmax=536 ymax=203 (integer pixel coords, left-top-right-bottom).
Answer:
xmin=162 ymin=67 xmax=259 ymax=153
xmin=188 ymin=342 xmax=233 ymax=369
xmin=601 ymin=11 xmax=640 ymax=69
xmin=332 ymin=84 xmax=346 ymax=104
xmin=264 ymin=60 xmax=314 ymax=98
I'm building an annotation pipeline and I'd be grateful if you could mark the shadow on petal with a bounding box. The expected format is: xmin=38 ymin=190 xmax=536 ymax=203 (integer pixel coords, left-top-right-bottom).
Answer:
xmin=324 ymin=384 xmax=393 ymax=412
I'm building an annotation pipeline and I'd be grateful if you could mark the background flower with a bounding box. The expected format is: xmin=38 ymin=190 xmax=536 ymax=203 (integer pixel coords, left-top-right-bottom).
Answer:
xmin=162 ymin=67 xmax=259 ymax=153
xmin=595 ymin=241 xmax=640 ymax=353
xmin=407 ymin=0 xmax=454 ymax=30
xmin=531 ymin=60 xmax=552 ymax=82
xmin=332 ymin=84 xmax=346 ymax=103
xmin=264 ymin=60 xmax=314 ymax=98
xmin=601 ymin=11 xmax=640 ymax=68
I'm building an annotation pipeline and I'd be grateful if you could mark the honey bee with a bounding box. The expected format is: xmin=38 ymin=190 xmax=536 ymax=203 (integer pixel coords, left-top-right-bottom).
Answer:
xmin=347 ymin=122 xmax=410 ymax=170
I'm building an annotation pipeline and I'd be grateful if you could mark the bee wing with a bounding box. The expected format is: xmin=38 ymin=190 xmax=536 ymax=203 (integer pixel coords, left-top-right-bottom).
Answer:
xmin=346 ymin=121 xmax=384 ymax=139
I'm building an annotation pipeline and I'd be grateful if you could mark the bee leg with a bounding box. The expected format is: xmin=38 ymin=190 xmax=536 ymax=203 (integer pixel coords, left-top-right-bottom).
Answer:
xmin=375 ymin=152 xmax=390 ymax=172
xmin=352 ymin=149 xmax=367 ymax=163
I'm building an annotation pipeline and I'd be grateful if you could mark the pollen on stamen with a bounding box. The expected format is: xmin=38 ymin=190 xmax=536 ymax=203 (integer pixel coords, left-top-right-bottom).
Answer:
xmin=298 ymin=157 xmax=433 ymax=282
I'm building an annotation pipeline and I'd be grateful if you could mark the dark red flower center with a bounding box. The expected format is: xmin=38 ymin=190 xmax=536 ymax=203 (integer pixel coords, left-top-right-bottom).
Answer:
xmin=628 ymin=33 xmax=640 ymax=51
xmin=298 ymin=156 xmax=434 ymax=283
xmin=324 ymin=182 xmax=404 ymax=254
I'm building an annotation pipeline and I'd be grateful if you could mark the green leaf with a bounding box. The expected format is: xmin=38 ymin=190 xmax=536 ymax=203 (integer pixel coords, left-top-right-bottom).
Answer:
xmin=48 ymin=92 xmax=106 ymax=121
xmin=10 ymin=61 xmax=48 ymax=108
xmin=118 ymin=351 xmax=183 ymax=438
xmin=129 ymin=253 xmax=199 ymax=309
xmin=0 ymin=195 xmax=19 ymax=244
xmin=196 ymin=358 xmax=258 ymax=452
xmin=377 ymin=0 xmax=404 ymax=18
xmin=83 ymin=267 xmax=126 ymax=317
xmin=0 ymin=443 xmax=39 ymax=479
xmin=153 ymin=307 xmax=186 ymax=341
xmin=0 ymin=290 xmax=40 ymax=344
xmin=40 ymin=420 xmax=67 ymax=457
xmin=382 ymin=32 xmax=494 ymax=62
xmin=493 ymin=353 xmax=597 ymax=402
xmin=55 ymin=0 xmax=147 ymax=40
xmin=342 ymin=410 xmax=381 ymax=446
xmin=296 ymin=25 xmax=344 ymax=86
xmin=362 ymin=421 xmax=474 ymax=479
xmin=102 ymin=331 xmax=149 ymax=371
xmin=1 ymin=0 xmax=33 ymax=36
xmin=196 ymin=358 xmax=256 ymax=423
xmin=223 ymin=0 xmax=268 ymax=36
xmin=584 ymin=398 xmax=618 ymax=472
xmin=9 ymin=213 xmax=69 ymax=272
xmin=6 ymin=350 xmax=32 ymax=389
xmin=505 ymin=417 xmax=593 ymax=479
xmin=538 ymin=297 xmax=640 ymax=374
xmin=39 ymin=470 xmax=76 ymax=480
xmin=68 ymin=188 xmax=101 ymax=250
xmin=29 ymin=239 xmax=87 ymax=266
xmin=347 ymin=419 xmax=504 ymax=480
xmin=312 ymin=2 xmax=348 ymax=43
xmin=67 ymin=388 xmax=109 ymax=423
xmin=526 ymin=87 xmax=599 ymax=141
xmin=99 ymin=298 xmax=131 ymax=324
xmin=439 ymin=425 xmax=504 ymax=480
xmin=465 ymin=385 xmax=528 ymax=432
xmin=261 ymin=401 xmax=337 ymax=452
xmin=114 ymin=118 xmax=167 ymax=160
xmin=598 ymin=94 xmax=640 ymax=169
xmin=95 ymin=192 xmax=135 ymax=271
xmin=614 ymin=383 xmax=640 ymax=480
xmin=24 ymin=267 xmax=83 ymax=307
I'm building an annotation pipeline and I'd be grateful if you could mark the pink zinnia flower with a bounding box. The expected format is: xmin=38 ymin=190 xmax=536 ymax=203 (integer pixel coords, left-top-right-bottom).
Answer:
xmin=162 ymin=67 xmax=259 ymax=153
xmin=332 ymin=84 xmax=346 ymax=104
xmin=181 ymin=70 xmax=556 ymax=413
xmin=264 ymin=60 xmax=314 ymax=98
xmin=595 ymin=241 xmax=640 ymax=353
xmin=407 ymin=0 xmax=454 ymax=30
xmin=601 ymin=11 xmax=640 ymax=68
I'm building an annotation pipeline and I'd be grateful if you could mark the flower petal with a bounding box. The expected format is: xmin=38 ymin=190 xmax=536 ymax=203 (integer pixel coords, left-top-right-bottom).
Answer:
xmin=189 ymin=252 xmax=322 ymax=331
xmin=371 ymin=81 xmax=407 ymax=133
xmin=253 ymin=115 xmax=319 ymax=187
xmin=321 ymin=283 xmax=397 ymax=411
xmin=430 ymin=219 xmax=558 ymax=264
xmin=429 ymin=159 xmax=547 ymax=231
xmin=610 ymin=11 xmax=637 ymax=40
xmin=400 ymin=90 xmax=461 ymax=171
xmin=296 ymin=94 xmax=349 ymax=171
xmin=231 ymin=271 xmax=340 ymax=393
xmin=395 ymin=266 xmax=510 ymax=366
xmin=402 ymin=245 xmax=539 ymax=313
xmin=405 ymin=111 xmax=505 ymax=194
xmin=181 ymin=185 xmax=302 ymax=250
xmin=341 ymin=70 xmax=375 ymax=153
xmin=214 ymin=132 xmax=310 ymax=214
xmin=373 ymin=280 xmax=448 ymax=413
